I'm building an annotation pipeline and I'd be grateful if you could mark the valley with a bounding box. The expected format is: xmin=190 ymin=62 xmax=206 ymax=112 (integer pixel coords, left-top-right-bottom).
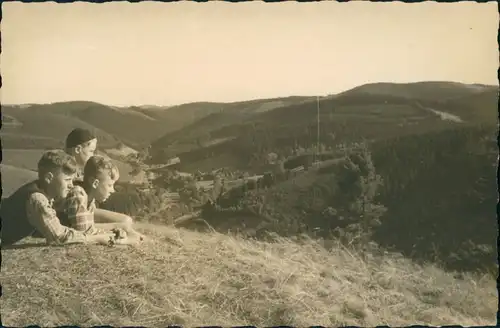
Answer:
xmin=2 ymin=81 xmax=498 ymax=273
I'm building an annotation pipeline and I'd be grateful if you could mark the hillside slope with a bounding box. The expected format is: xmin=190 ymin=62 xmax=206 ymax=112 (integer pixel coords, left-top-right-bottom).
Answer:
xmin=149 ymin=82 xmax=497 ymax=172
xmin=150 ymin=96 xmax=313 ymax=152
xmin=2 ymin=96 xmax=312 ymax=150
xmin=0 ymin=223 xmax=496 ymax=327
xmin=155 ymin=81 xmax=491 ymax=150
xmin=2 ymin=102 xmax=160 ymax=148
xmin=1 ymin=164 xmax=39 ymax=197
xmin=1 ymin=106 xmax=121 ymax=149
xmin=338 ymin=81 xmax=495 ymax=101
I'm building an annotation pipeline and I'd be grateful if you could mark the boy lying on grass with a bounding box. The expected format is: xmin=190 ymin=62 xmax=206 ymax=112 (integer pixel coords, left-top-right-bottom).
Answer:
xmin=1 ymin=150 xmax=127 ymax=246
xmin=62 ymin=128 xmax=135 ymax=228
xmin=61 ymin=155 xmax=146 ymax=244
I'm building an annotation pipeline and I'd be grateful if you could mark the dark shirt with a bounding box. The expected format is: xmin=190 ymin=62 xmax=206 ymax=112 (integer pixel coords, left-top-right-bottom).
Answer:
xmin=1 ymin=180 xmax=87 ymax=246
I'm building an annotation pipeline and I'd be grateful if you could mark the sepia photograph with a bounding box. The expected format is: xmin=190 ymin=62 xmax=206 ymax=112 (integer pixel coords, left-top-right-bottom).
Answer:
xmin=0 ymin=1 xmax=498 ymax=326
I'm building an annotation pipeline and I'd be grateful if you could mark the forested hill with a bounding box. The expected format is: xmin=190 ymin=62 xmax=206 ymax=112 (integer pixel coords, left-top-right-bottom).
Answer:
xmin=149 ymin=82 xmax=497 ymax=173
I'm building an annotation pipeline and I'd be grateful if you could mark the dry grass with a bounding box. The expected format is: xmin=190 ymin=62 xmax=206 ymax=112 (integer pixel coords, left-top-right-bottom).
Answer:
xmin=1 ymin=222 xmax=497 ymax=327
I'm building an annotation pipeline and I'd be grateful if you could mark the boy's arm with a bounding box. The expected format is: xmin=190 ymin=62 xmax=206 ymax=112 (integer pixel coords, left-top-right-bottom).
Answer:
xmin=66 ymin=186 xmax=94 ymax=231
xmin=26 ymin=193 xmax=112 ymax=245
xmin=94 ymin=223 xmax=146 ymax=242
xmin=94 ymin=223 xmax=127 ymax=231
xmin=84 ymin=233 xmax=116 ymax=245
xmin=94 ymin=208 xmax=133 ymax=225
xmin=93 ymin=209 xmax=147 ymax=241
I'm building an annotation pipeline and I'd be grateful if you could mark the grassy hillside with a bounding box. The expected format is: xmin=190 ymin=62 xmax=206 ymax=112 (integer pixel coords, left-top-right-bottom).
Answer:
xmin=2 ymin=149 xmax=54 ymax=172
xmin=2 ymin=102 xmax=158 ymax=149
xmin=0 ymin=133 xmax=63 ymax=150
xmin=338 ymin=81 xmax=495 ymax=101
xmin=1 ymin=106 xmax=121 ymax=149
xmin=103 ymin=144 xmax=139 ymax=158
xmin=150 ymin=96 xmax=313 ymax=154
xmin=436 ymin=88 xmax=499 ymax=122
xmin=150 ymin=82 xmax=497 ymax=172
xmin=0 ymin=223 xmax=496 ymax=327
xmin=1 ymin=164 xmax=39 ymax=197
xmin=68 ymin=104 xmax=166 ymax=146
xmin=2 ymin=96 xmax=312 ymax=151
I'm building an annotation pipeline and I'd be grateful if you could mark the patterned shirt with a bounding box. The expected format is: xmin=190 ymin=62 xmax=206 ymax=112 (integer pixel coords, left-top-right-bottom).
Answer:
xmin=52 ymin=170 xmax=84 ymax=218
xmin=26 ymin=192 xmax=88 ymax=245
xmin=65 ymin=186 xmax=98 ymax=235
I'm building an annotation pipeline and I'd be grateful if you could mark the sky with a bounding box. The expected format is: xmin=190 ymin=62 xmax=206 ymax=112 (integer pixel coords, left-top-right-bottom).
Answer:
xmin=2 ymin=1 xmax=498 ymax=106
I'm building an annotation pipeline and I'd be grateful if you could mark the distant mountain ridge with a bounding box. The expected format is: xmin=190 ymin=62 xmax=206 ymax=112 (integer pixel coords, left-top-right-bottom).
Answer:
xmin=2 ymin=81 xmax=496 ymax=158
xmin=1 ymin=96 xmax=314 ymax=150
xmin=338 ymin=81 xmax=496 ymax=101
xmin=147 ymin=81 xmax=498 ymax=172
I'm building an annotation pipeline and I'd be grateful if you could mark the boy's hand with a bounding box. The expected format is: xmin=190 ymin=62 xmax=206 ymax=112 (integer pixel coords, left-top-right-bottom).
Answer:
xmin=128 ymin=230 xmax=147 ymax=242
xmin=113 ymin=235 xmax=144 ymax=245
xmin=87 ymin=232 xmax=116 ymax=246
xmin=111 ymin=227 xmax=127 ymax=240
xmin=121 ymin=226 xmax=147 ymax=242
xmin=108 ymin=228 xmax=146 ymax=246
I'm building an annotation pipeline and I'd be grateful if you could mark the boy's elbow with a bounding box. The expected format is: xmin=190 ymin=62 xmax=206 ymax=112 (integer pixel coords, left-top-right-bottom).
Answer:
xmin=124 ymin=215 xmax=133 ymax=225
xmin=47 ymin=234 xmax=73 ymax=246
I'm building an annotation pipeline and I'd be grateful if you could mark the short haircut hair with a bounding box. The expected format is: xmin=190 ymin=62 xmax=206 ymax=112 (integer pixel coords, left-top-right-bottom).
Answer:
xmin=65 ymin=128 xmax=96 ymax=150
xmin=83 ymin=155 xmax=120 ymax=182
xmin=38 ymin=149 xmax=78 ymax=179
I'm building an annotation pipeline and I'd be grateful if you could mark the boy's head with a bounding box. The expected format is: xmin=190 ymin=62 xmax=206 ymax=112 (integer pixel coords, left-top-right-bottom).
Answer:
xmin=65 ymin=128 xmax=97 ymax=167
xmin=83 ymin=155 xmax=120 ymax=202
xmin=38 ymin=149 xmax=78 ymax=199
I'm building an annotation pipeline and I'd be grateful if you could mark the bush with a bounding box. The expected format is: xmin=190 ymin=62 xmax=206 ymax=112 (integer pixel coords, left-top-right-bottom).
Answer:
xmin=323 ymin=143 xmax=387 ymax=250
xmin=100 ymin=182 xmax=164 ymax=219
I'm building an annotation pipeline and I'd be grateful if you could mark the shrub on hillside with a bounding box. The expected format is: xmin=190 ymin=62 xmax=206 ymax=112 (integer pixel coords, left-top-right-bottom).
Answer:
xmin=324 ymin=143 xmax=387 ymax=250
xmin=283 ymin=143 xmax=387 ymax=246
xmin=100 ymin=182 xmax=164 ymax=218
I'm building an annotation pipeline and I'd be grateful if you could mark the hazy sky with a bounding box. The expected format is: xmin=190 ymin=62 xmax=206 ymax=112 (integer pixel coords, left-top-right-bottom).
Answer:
xmin=2 ymin=1 xmax=498 ymax=106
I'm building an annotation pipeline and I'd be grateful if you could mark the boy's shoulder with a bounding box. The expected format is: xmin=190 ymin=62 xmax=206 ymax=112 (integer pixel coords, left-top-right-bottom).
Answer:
xmin=26 ymin=192 xmax=56 ymax=215
xmin=14 ymin=181 xmax=53 ymax=207
xmin=65 ymin=185 xmax=97 ymax=213
xmin=6 ymin=180 xmax=42 ymax=201
xmin=2 ymin=180 xmax=53 ymax=222
xmin=28 ymin=191 xmax=51 ymax=202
